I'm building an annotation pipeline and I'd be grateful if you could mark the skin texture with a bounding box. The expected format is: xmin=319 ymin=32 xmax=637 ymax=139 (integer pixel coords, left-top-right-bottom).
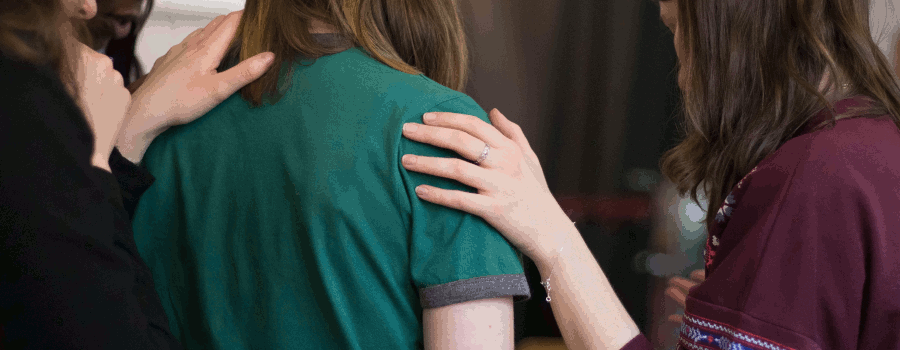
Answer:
xmin=423 ymin=297 xmax=514 ymax=350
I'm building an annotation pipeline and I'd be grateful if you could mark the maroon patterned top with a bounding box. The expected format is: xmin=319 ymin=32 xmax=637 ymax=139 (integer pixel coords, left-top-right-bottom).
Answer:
xmin=624 ymin=96 xmax=900 ymax=350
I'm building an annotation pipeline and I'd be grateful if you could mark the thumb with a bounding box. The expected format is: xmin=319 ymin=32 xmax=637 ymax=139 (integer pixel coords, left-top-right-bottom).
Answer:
xmin=215 ymin=52 xmax=276 ymax=97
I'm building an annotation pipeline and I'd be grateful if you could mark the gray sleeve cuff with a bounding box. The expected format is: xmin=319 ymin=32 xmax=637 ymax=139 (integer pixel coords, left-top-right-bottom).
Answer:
xmin=419 ymin=274 xmax=531 ymax=309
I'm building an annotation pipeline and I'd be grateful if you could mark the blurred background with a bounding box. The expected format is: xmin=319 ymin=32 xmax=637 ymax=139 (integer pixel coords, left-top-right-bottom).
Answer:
xmin=136 ymin=1 xmax=900 ymax=349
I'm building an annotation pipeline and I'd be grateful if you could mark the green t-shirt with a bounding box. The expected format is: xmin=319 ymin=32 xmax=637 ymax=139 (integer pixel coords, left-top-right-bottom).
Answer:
xmin=132 ymin=47 xmax=530 ymax=350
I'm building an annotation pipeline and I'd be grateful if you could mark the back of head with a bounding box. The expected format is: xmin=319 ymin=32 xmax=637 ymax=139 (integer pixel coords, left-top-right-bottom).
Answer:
xmin=235 ymin=0 xmax=468 ymax=106
xmin=660 ymin=0 xmax=900 ymax=226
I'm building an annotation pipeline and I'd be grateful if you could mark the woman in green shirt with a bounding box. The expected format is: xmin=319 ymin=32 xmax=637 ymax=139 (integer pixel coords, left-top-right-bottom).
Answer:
xmin=131 ymin=1 xmax=530 ymax=349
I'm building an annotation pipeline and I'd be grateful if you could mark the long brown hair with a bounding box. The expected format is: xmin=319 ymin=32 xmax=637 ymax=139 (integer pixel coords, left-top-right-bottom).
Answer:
xmin=660 ymin=0 xmax=900 ymax=226
xmin=234 ymin=0 xmax=469 ymax=106
xmin=0 ymin=0 xmax=92 ymax=98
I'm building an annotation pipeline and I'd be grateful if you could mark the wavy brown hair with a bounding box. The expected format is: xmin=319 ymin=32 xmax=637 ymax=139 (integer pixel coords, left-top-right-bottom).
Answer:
xmin=660 ymin=0 xmax=900 ymax=226
xmin=234 ymin=0 xmax=469 ymax=106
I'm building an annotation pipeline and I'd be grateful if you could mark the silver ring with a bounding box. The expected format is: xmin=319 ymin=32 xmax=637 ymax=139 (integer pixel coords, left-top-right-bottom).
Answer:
xmin=474 ymin=143 xmax=490 ymax=165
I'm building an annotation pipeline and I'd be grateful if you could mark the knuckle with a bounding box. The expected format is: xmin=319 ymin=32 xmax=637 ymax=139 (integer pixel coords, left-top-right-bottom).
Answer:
xmin=428 ymin=189 xmax=445 ymax=203
xmin=443 ymin=113 xmax=458 ymax=123
xmin=452 ymin=159 xmax=467 ymax=175
xmin=505 ymin=139 xmax=520 ymax=151
xmin=490 ymin=202 xmax=505 ymax=217
xmin=503 ymin=146 xmax=519 ymax=159
xmin=238 ymin=67 xmax=256 ymax=82
xmin=436 ymin=112 xmax=457 ymax=124
xmin=451 ymin=130 xmax=468 ymax=144
xmin=433 ymin=128 xmax=452 ymax=143
xmin=111 ymin=71 xmax=124 ymax=86
xmin=446 ymin=194 xmax=463 ymax=208
xmin=98 ymin=55 xmax=113 ymax=69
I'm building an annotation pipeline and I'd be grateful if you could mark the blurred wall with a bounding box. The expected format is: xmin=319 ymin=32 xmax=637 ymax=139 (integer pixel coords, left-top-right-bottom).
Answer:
xmin=136 ymin=0 xmax=242 ymax=68
xmin=460 ymin=0 xmax=678 ymax=197
xmin=871 ymin=0 xmax=900 ymax=63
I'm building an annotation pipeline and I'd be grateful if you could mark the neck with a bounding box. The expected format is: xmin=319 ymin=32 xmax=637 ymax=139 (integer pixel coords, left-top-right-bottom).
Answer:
xmin=309 ymin=19 xmax=337 ymax=34
xmin=817 ymin=70 xmax=852 ymax=101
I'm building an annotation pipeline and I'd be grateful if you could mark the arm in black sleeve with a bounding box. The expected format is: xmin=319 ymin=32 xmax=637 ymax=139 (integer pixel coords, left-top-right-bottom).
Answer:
xmin=109 ymin=148 xmax=155 ymax=220
xmin=0 ymin=54 xmax=180 ymax=349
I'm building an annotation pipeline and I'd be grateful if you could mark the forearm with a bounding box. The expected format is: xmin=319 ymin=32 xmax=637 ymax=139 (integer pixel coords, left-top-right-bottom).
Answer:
xmin=534 ymin=223 xmax=642 ymax=350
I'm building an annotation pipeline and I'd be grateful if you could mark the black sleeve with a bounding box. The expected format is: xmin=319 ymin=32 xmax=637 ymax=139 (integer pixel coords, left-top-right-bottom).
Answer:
xmin=109 ymin=148 xmax=155 ymax=220
xmin=0 ymin=54 xmax=180 ymax=349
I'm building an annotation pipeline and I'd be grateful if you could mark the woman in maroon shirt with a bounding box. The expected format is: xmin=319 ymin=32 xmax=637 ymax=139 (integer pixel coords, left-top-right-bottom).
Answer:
xmin=398 ymin=0 xmax=900 ymax=349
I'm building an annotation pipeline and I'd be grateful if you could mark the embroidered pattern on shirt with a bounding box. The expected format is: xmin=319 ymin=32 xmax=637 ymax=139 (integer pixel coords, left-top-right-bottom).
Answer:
xmin=705 ymin=166 xmax=760 ymax=270
xmin=678 ymin=314 xmax=795 ymax=350
xmin=714 ymin=194 xmax=736 ymax=223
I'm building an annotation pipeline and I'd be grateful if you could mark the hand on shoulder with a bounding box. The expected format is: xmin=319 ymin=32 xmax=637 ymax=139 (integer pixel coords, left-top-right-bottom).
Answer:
xmin=401 ymin=109 xmax=574 ymax=264
xmin=117 ymin=10 xmax=275 ymax=164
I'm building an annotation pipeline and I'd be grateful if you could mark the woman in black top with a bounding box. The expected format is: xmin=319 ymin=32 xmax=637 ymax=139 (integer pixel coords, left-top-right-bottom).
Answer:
xmin=0 ymin=1 xmax=274 ymax=347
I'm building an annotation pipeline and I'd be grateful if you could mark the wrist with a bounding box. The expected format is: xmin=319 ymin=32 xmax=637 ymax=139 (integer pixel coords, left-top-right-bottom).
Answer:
xmin=532 ymin=219 xmax=578 ymax=275
xmin=532 ymin=206 xmax=579 ymax=262
xmin=117 ymin=107 xmax=168 ymax=164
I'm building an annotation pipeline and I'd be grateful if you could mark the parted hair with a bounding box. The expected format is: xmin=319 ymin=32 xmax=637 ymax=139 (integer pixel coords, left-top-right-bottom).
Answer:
xmin=660 ymin=0 xmax=900 ymax=226
xmin=234 ymin=0 xmax=469 ymax=106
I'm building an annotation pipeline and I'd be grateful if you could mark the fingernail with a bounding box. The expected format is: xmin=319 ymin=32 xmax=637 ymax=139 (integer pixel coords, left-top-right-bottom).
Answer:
xmin=415 ymin=186 xmax=429 ymax=196
xmin=423 ymin=113 xmax=436 ymax=122
xmin=403 ymin=123 xmax=418 ymax=133
xmin=402 ymin=154 xmax=416 ymax=166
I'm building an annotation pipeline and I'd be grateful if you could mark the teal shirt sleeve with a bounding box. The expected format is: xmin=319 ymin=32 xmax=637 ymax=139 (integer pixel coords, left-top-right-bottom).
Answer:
xmin=399 ymin=96 xmax=531 ymax=309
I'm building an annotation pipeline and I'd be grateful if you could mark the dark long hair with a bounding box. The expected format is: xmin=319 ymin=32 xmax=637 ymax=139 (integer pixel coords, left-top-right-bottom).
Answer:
xmin=89 ymin=0 xmax=154 ymax=85
xmin=234 ymin=0 xmax=469 ymax=106
xmin=660 ymin=0 xmax=900 ymax=226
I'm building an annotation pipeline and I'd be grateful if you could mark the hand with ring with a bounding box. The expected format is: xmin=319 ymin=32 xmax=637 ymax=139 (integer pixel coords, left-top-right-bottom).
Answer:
xmin=401 ymin=109 xmax=572 ymax=264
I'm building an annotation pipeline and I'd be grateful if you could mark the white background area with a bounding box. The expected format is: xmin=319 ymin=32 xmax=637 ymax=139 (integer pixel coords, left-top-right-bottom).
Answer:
xmin=136 ymin=0 xmax=245 ymax=68
xmin=871 ymin=0 xmax=900 ymax=63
